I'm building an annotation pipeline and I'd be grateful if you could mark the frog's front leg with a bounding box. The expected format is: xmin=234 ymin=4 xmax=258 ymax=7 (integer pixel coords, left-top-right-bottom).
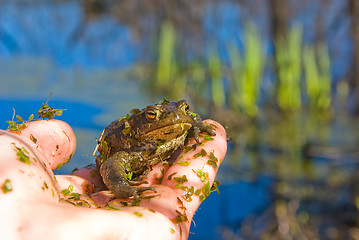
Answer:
xmin=188 ymin=113 xmax=216 ymax=143
xmin=99 ymin=152 xmax=156 ymax=200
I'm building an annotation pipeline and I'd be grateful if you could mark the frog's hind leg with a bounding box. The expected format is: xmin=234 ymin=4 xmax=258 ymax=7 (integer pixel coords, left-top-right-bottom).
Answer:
xmin=100 ymin=154 xmax=156 ymax=200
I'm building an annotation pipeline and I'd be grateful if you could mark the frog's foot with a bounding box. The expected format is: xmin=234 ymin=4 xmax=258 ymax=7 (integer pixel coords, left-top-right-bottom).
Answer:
xmin=188 ymin=113 xmax=216 ymax=144
xmin=113 ymin=185 xmax=157 ymax=201
xmin=133 ymin=186 xmax=157 ymax=200
xmin=100 ymin=158 xmax=156 ymax=200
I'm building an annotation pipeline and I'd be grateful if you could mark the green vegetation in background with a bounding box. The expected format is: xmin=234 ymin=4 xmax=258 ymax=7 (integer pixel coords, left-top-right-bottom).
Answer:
xmin=189 ymin=60 xmax=207 ymax=96
xmin=276 ymin=25 xmax=303 ymax=111
xmin=157 ymin=21 xmax=176 ymax=87
xmin=228 ymin=22 xmax=264 ymax=117
xmin=156 ymin=21 xmax=188 ymax=99
xmin=303 ymin=43 xmax=331 ymax=110
xmin=208 ymin=48 xmax=226 ymax=107
xmin=153 ymin=20 xmax=333 ymax=117
xmin=336 ymin=80 xmax=350 ymax=109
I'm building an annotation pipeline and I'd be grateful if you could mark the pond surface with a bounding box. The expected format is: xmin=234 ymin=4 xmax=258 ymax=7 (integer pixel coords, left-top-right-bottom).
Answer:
xmin=4 ymin=56 xmax=358 ymax=239
xmin=1 ymin=1 xmax=359 ymax=239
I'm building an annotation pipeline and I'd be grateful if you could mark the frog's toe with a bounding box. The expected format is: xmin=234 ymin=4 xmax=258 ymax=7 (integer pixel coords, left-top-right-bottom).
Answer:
xmin=136 ymin=186 xmax=157 ymax=195
xmin=111 ymin=185 xmax=156 ymax=200
xmin=199 ymin=123 xmax=216 ymax=136
xmin=128 ymin=179 xmax=148 ymax=186
xmin=131 ymin=186 xmax=157 ymax=201
xmin=193 ymin=127 xmax=201 ymax=143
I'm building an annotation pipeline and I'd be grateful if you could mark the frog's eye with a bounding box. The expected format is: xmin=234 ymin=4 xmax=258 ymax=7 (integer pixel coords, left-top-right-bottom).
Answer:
xmin=146 ymin=109 xmax=157 ymax=120
xmin=184 ymin=103 xmax=190 ymax=113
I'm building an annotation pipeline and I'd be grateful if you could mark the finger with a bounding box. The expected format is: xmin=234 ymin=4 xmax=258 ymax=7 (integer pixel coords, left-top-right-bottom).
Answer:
xmin=14 ymin=120 xmax=76 ymax=170
xmin=161 ymin=120 xmax=227 ymax=218
xmin=71 ymin=167 xmax=107 ymax=190
xmin=0 ymin=130 xmax=60 ymax=202
xmin=56 ymin=175 xmax=94 ymax=195
xmin=6 ymin=199 xmax=181 ymax=240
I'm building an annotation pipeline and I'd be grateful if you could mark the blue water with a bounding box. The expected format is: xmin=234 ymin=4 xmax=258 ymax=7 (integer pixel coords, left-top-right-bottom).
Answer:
xmin=192 ymin=178 xmax=270 ymax=240
xmin=0 ymin=1 xmax=352 ymax=239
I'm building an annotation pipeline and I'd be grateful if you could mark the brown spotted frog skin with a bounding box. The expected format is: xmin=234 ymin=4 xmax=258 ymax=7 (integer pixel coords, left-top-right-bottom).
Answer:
xmin=96 ymin=99 xmax=216 ymax=200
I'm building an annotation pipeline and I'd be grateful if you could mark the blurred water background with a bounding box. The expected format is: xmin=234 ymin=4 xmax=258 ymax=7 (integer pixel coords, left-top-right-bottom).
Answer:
xmin=1 ymin=1 xmax=359 ymax=239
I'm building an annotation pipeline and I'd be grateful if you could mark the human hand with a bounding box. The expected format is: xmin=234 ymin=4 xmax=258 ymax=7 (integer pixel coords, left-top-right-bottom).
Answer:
xmin=0 ymin=119 xmax=227 ymax=240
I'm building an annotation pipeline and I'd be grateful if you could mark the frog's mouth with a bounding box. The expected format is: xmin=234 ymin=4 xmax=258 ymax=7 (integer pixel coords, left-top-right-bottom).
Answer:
xmin=141 ymin=122 xmax=192 ymax=140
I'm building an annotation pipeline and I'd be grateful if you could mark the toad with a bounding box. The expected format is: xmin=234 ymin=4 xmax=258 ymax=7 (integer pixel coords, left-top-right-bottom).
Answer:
xmin=95 ymin=99 xmax=215 ymax=200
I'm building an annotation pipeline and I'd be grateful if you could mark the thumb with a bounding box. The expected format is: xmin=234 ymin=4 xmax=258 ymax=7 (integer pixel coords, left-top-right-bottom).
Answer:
xmin=14 ymin=120 xmax=76 ymax=170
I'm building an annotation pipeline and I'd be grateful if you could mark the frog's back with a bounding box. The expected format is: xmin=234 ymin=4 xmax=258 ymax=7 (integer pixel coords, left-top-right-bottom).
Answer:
xmin=102 ymin=119 xmax=132 ymax=152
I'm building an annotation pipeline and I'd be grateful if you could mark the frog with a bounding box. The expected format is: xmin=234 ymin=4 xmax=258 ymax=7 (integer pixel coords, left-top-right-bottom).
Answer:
xmin=95 ymin=99 xmax=216 ymax=200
